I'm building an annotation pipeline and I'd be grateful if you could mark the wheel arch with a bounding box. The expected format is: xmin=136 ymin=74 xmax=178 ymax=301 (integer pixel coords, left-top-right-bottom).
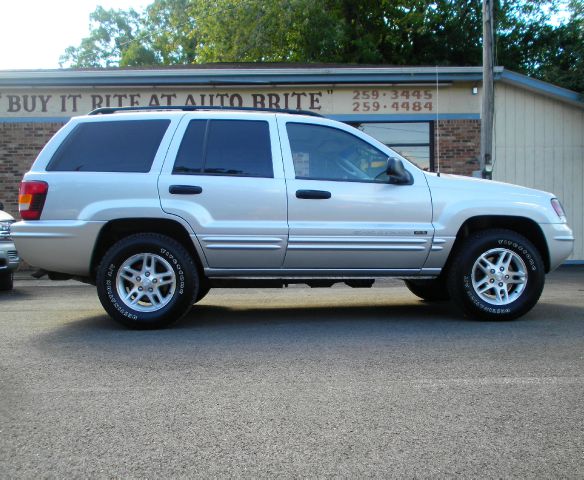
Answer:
xmin=449 ymin=216 xmax=550 ymax=273
xmin=90 ymin=218 xmax=205 ymax=280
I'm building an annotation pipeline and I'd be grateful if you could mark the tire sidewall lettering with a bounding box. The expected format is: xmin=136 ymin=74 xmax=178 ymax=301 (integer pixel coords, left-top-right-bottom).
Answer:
xmin=497 ymin=239 xmax=537 ymax=271
xmin=159 ymin=247 xmax=185 ymax=295
xmin=105 ymin=275 xmax=138 ymax=321
xmin=463 ymin=273 xmax=511 ymax=315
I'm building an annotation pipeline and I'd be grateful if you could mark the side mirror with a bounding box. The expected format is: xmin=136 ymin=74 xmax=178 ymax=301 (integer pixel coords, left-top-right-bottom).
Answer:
xmin=386 ymin=158 xmax=412 ymax=185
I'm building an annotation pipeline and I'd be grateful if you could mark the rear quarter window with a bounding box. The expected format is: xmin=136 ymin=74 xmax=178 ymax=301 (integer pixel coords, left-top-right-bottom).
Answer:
xmin=47 ymin=120 xmax=171 ymax=172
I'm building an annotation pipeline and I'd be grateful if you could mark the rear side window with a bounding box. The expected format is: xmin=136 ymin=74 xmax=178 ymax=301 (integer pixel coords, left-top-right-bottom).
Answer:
xmin=47 ymin=120 xmax=171 ymax=172
xmin=173 ymin=119 xmax=273 ymax=178
xmin=173 ymin=120 xmax=206 ymax=174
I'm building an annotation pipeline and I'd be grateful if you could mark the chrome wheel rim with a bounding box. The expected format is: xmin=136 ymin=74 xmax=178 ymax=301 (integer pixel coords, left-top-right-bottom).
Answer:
xmin=116 ymin=253 xmax=176 ymax=312
xmin=471 ymin=248 xmax=527 ymax=305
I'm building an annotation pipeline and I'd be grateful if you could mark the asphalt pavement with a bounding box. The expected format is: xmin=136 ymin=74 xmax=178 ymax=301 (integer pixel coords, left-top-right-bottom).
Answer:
xmin=1 ymin=267 xmax=583 ymax=478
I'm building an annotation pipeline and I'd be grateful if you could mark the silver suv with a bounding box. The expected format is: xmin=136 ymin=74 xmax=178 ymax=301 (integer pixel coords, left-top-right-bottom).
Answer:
xmin=12 ymin=107 xmax=574 ymax=328
xmin=0 ymin=205 xmax=20 ymax=291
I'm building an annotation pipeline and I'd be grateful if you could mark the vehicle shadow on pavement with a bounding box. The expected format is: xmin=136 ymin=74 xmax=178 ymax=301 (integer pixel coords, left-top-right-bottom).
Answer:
xmin=182 ymin=301 xmax=455 ymax=328
xmin=39 ymin=299 xmax=459 ymax=336
xmin=0 ymin=288 xmax=34 ymax=301
xmin=38 ymin=297 xmax=582 ymax=337
xmin=32 ymin=299 xmax=584 ymax=365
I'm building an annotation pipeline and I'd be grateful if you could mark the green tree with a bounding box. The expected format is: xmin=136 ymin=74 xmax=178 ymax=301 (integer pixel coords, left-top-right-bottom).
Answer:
xmin=192 ymin=0 xmax=345 ymax=62
xmin=60 ymin=0 xmax=584 ymax=94
xmin=533 ymin=0 xmax=584 ymax=93
xmin=60 ymin=6 xmax=152 ymax=67
xmin=145 ymin=0 xmax=198 ymax=64
xmin=60 ymin=0 xmax=196 ymax=67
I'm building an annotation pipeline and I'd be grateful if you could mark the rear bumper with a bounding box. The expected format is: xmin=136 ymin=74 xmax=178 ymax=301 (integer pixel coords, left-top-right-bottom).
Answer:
xmin=541 ymin=223 xmax=575 ymax=271
xmin=11 ymin=220 xmax=105 ymax=276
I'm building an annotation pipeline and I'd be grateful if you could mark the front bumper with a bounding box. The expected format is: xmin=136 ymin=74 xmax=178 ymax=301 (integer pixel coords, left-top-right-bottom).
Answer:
xmin=0 ymin=241 xmax=20 ymax=273
xmin=540 ymin=222 xmax=575 ymax=271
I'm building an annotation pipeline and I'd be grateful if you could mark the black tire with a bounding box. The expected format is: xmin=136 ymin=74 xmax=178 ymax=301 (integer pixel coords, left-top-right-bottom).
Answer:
xmin=0 ymin=271 xmax=13 ymax=291
xmin=194 ymin=282 xmax=211 ymax=303
xmin=447 ymin=229 xmax=545 ymax=321
xmin=404 ymin=278 xmax=450 ymax=301
xmin=96 ymin=233 xmax=198 ymax=329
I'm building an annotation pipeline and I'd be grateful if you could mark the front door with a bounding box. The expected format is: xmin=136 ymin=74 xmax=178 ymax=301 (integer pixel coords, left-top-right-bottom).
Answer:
xmin=278 ymin=118 xmax=434 ymax=272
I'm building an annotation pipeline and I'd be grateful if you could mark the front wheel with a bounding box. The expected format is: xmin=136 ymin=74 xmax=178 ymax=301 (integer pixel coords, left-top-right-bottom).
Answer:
xmin=404 ymin=278 xmax=450 ymax=302
xmin=447 ymin=229 xmax=545 ymax=321
xmin=96 ymin=233 xmax=198 ymax=329
xmin=0 ymin=272 xmax=13 ymax=291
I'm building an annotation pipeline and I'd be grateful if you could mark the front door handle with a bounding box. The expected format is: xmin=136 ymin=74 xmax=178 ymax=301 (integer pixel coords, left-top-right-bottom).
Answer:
xmin=169 ymin=185 xmax=203 ymax=195
xmin=296 ymin=189 xmax=331 ymax=200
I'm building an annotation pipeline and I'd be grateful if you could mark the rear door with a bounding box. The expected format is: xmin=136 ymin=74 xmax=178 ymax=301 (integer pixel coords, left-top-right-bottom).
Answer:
xmin=278 ymin=116 xmax=434 ymax=272
xmin=159 ymin=113 xmax=288 ymax=269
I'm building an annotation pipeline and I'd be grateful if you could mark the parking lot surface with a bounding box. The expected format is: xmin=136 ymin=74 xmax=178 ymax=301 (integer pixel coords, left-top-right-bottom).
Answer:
xmin=1 ymin=267 xmax=583 ymax=478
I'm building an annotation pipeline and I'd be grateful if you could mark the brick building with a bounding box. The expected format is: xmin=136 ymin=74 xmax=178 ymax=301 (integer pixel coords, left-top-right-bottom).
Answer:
xmin=0 ymin=65 xmax=582 ymax=260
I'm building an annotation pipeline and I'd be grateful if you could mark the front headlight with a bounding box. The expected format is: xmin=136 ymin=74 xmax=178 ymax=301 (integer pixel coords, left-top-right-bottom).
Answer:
xmin=551 ymin=198 xmax=567 ymax=221
xmin=0 ymin=221 xmax=13 ymax=241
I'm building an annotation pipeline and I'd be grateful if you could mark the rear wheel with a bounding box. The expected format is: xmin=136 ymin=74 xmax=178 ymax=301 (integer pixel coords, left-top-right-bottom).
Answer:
xmin=404 ymin=278 xmax=450 ymax=301
xmin=447 ymin=229 xmax=545 ymax=320
xmin=96 ymin=233 xmax=198 ymax=329
xmin=0 ymin=272 xmax=13 ymax=291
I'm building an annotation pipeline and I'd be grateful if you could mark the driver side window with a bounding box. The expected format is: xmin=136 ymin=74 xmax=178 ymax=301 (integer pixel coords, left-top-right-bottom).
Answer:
xmin=286 ymin=123 xmax=389 ymax=182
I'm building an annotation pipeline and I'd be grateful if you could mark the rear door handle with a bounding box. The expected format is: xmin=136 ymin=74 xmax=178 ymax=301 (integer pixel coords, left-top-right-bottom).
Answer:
xmin=296 ymin=189 xmax=331 ymax=199
xmin=169 ymin=185 xmax=203 ymax=195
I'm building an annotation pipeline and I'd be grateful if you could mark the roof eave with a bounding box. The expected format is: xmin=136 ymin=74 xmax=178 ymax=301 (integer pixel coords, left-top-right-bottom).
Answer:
xmin=496 ymin=70 xmax=583 ymax=108
xmin=0 ymin=65 xmax=581 ymax=108
xmin=0 ymin=66 xmax=486 ymax=87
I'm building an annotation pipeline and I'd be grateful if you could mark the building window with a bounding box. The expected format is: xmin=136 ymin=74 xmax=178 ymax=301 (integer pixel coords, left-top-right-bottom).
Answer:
xmin=351 ymin=122 xmax=433 ymax=172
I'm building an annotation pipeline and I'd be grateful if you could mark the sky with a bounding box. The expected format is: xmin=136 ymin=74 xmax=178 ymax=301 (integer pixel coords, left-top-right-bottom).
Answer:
xmin=0 ymin=0 xmax=149 ymax=70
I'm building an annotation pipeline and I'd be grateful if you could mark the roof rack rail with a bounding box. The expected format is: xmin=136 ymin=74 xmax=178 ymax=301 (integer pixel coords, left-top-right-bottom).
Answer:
xmin=88 ymin=105 xmax=324 ymax=117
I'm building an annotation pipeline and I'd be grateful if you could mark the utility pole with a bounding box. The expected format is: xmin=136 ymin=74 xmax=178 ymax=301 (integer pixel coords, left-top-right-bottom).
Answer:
xmin=480 ymin=0 xmax=494 ymax=179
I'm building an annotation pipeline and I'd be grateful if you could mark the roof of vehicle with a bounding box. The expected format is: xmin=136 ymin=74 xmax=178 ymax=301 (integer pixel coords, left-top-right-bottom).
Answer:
xmin=88 ymin=106 xmax=324 ymax=117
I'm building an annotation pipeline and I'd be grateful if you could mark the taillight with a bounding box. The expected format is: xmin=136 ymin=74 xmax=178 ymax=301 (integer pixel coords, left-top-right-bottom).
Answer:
xmin=19 ymin=181 xmax=48 ymax=220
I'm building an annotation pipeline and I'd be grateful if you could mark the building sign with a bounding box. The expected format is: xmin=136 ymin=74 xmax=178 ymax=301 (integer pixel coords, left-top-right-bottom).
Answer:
xmin=0 ymin=85 xmax=479 ymax=118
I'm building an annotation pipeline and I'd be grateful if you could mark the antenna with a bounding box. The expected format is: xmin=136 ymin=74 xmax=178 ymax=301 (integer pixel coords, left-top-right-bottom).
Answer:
xmin=435 ymin=65 xmax=441 ymax=176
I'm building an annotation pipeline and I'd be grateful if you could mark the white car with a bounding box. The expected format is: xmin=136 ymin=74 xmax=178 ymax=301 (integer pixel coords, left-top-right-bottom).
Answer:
xmin=0 ymin=204 xmax=20 ymax=291
xmin=11 ymin=107 xmax=574 ymax=328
